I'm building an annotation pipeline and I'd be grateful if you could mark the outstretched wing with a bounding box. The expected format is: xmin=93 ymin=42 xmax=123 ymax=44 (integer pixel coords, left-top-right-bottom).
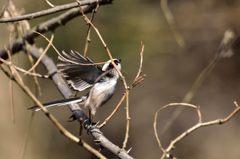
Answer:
xmin=57 ymin=50 xmax=103 ymax=91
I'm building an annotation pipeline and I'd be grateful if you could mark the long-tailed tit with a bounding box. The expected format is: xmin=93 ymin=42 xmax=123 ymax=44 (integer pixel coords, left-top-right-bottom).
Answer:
xmin=29 ymin=50 xmax=121 ymax=120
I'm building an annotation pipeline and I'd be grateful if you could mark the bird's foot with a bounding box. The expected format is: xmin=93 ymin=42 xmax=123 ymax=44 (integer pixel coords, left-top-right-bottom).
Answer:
xmin=85 ymin=121 xmax=99 ymax=135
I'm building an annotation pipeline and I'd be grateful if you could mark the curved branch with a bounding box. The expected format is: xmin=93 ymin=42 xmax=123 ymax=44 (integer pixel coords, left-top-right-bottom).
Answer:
xmin=154 ymin=102 xmax=240 ymax=159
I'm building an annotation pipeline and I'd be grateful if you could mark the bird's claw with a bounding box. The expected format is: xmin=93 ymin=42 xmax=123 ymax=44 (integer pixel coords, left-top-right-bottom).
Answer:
xmin=67 ymin=114 xmax=77 ymax=122
xmin=86 ymin=122 xmax=99 ymax=135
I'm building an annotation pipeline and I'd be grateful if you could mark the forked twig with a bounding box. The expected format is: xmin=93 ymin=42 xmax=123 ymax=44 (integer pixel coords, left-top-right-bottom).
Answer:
xmin=99 ymin=43 xmax=145 ymax=135
xmin=154 ymin=103 xmax=197 ymax=152
xmin=83 ymin=2 xmax=99 ymax=57
xmin=154 ymin=102 xmax=240 ymax=159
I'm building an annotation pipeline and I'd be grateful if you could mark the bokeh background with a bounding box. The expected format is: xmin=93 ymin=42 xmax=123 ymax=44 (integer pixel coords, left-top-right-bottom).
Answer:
xmin=1 ymin=0 xmax=240 ymax=158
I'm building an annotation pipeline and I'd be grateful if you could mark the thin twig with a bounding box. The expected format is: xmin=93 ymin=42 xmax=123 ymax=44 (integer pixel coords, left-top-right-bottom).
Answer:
xmin=33 ymin=31 xmax=106 ymax=66
xmin=161 ymin=0 xmax=185 ymax=47
xmin=83 ymin=2 xmax=99 ymax=57
xmin=20 ymin=110 xmax=35 ymax=159
xmin=99 ymin=94 xmax=126 ymax=128
xmin=123 ymin=91 xmax=130 ymax=149
xmin=153 ymin=102 xmax=240 ymax=159
xmin=130 ymin=42 xmax=145 ymax=90
xmin=9 ymin=79 xmax=15 ymax=123
xmin=44 ymin=0 xmax=55 ymax=8
xmin=24 ymin=33 xmax=54 ymax=76
xmin=3 ymin=46 xmax=15 ymax=123
xmin=25 ymin=42 xmax=42 ymax=95
xmin=14 ymin=66 xmax=49 ymax=78
xmin=154 ymin=103 xmax=197 ymax=152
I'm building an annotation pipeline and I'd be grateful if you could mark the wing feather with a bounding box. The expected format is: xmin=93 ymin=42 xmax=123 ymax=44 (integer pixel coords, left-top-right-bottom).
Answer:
xmin=57 ymin=50 xmax=103 ymax=91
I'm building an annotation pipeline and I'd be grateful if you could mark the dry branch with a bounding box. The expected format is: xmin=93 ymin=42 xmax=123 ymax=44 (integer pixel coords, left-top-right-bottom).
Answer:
xmin=0 ymin=0 xmax=113 ymax=23
xmin=154 ymin=102 xmax=240 ymax=159
xmin=0 ymin=1 xmax=111 ymax=61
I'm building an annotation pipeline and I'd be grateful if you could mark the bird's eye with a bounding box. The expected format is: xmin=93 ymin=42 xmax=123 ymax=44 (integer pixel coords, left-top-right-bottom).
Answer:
xmin=114 ymin=59 xmax=120 ymax=65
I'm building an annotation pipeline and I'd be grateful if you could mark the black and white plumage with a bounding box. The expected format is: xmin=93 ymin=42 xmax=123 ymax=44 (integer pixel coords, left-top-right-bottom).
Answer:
xmin=29 ymin=50 xmax=121 ymax=117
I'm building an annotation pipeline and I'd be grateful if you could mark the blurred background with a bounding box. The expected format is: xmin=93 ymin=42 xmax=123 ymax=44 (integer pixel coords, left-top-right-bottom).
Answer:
xmin=1 ymin=0 xmax=240 ymax=158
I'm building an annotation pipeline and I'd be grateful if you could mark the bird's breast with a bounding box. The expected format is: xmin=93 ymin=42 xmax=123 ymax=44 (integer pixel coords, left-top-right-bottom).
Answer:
xmin=85 ymin=79 xmax=117 ymax=109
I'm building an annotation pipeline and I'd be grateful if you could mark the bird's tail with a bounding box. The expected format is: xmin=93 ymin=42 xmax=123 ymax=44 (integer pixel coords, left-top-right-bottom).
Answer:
xmin=28 ymin=97 xmax=85 ymax=111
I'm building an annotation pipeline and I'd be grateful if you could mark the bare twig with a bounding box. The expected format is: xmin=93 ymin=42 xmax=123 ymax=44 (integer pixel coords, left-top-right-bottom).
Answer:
xmin=153 ymin=102 xmax=240 ymax=159
xmin=83 ymin=2 xmax=99 ymax=57
xmin=130 ymin=42 xmax=145 ymax=90
xmin=44 ymin=0 xmax=55 ymax=8
xmin=25 ymin=43 xmax=42 ymax=95
xmin=20 ymin=110 xmax=35 ymax=159
xmin=33 ymin=31 xmax=106 ymax=66
xmin=99 ymin=94 xmax=126 ymax=128
xmin=14 ymin=66 xmax=49 ymax=78
xmin=161 ymin=0 xmax=185 ymax=47
xmin=0 ymin=2 xmax=111 ymax=60
xmin=3 ymin=46 xmax=15 ymax=123
xmin=9 ymin=76 xmax=15 ymax=123
xmin=0 ymin=0 xmax=113 ymax=23
xmin=24 ymin=33 xmax=54 ymax=76
xmin=154 ymin=103 xmax=197 ymax=152
xmin=161 ymin=29 xmax=239 ymax=135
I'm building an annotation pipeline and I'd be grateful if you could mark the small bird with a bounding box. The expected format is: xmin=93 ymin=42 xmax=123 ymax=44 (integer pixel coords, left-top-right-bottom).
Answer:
xmin=29 ymin=50 xmax=121 ymax=121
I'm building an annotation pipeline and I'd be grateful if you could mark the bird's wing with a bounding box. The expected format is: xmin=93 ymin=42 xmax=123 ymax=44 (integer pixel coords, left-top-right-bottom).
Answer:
xmin=57 ymin=50 xmax=103 ymax=91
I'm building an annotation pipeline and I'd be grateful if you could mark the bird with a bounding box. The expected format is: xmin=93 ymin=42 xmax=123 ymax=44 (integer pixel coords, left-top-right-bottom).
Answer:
xmin=29 ymin=50 xmax=121 ymax=121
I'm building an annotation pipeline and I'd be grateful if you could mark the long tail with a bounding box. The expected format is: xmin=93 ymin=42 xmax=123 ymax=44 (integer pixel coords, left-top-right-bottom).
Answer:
xmin=28 ymin=97 xmax=85 ymax=111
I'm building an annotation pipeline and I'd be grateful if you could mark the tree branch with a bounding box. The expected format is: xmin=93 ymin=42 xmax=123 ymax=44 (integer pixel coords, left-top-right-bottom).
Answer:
xmin=0 ymin=0 xmax=113 ymax=23
xmin=153 ymin=102 xmax=240 ymax=159
xmin=0 ymin=1 xmax=111 ymax=61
